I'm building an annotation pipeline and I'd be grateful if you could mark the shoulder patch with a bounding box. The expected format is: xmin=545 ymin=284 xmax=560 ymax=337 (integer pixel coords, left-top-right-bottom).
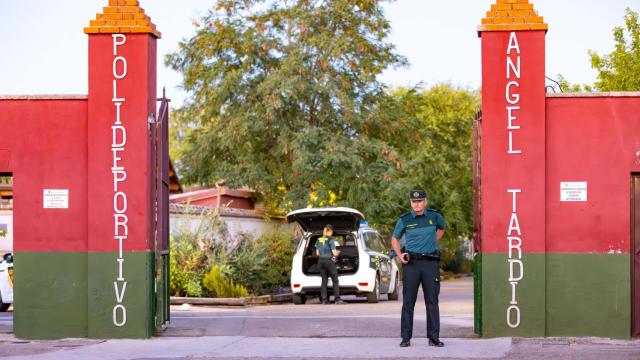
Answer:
xmin=400 ymin=212 xmax=413 ymax=221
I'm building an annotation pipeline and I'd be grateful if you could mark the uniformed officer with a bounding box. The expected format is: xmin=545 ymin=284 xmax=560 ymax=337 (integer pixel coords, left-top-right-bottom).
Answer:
xmin=316 ymin=224 xmax=346 ymax=304
xmin=392 ymin=189 xmax=446 ymax=348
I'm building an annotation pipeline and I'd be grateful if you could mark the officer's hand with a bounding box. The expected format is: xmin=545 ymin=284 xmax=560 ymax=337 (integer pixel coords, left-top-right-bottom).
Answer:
xmin=399 ymin=253 xmax=409 ymax=264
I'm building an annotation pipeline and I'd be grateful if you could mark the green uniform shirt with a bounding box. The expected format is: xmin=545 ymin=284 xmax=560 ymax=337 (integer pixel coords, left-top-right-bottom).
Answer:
xmin=316 ymin=237 xmax=336 ymax=259
xmin=393 ymin=209 xmax=445 ymax=254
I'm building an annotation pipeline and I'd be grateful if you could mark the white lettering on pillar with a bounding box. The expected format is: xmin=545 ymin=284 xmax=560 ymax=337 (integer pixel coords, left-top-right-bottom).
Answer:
xmin=112 ymin=34 xmax=126 ymax=55
xmin=506 ymin=31 xmax=522 ymax=155
xmin=112 ymin=57 xmax=127 ymax=80
xmin=506 ymin=188 xmax=523 ymax=328
xmin=507 ymin=32 xmax=521 ymax=54
xmin=111 ymin=34 xmax=128 ymax=327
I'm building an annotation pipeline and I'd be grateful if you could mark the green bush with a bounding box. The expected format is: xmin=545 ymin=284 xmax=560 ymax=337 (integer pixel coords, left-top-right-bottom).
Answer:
xmin=169 ymin=207 xmax=229 ymax=297
xmin=170 ymin=234 xmax=204 ymax=297
xmin=254 ymin=229 xmax=297 ymax=293
xmin=203 ymin=265 xmax=249 ymax=298
xmin=170 ymin=204 xmax=297 ymax=297
xmin=229 ymin=228 xmax=296 ymax=295
xmin=228 ymin=234 xmax=267 ymax=294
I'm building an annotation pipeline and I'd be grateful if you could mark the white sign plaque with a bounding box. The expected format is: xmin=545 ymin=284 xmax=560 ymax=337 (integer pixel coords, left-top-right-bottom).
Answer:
xmin=43 ymin=189 xmax=69 ymax=209
xmin=560 ymin=182 xmax=587 ymax=202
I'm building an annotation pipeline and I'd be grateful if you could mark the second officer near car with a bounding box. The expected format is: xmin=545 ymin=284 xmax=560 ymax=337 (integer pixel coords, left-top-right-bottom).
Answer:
xmin=391 ymin=189 xmax=446 ymax=348
xmin=316 ymin=224 xmax=346 ymax=304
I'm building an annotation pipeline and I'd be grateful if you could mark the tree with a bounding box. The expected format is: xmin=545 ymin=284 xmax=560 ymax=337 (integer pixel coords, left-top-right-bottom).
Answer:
xmin=553 ymin=74 xmax=592 ymax=93
xmin=166 ymin=0 xmax=406 ymax=212
xmin=373 ymin=84 xmax=479 ymax=263
xmin=589 ymin=7 xmax=640 ymax=91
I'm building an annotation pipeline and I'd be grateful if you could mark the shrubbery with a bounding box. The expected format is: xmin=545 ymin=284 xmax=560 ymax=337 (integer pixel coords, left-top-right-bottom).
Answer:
xmin=228 ymin=229 xmax=297 ymax=295
xmin=203 ymin=265 xmax=249 ymax=298
xmin=169 ymin=206 xmax=296 ymax=297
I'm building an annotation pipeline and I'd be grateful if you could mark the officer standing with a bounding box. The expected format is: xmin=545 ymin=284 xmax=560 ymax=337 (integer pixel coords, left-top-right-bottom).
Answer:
xmin=316 ymin=224 xmax=346 ymax=304
xmin=391 ymin=189 xmax=446 ymax=347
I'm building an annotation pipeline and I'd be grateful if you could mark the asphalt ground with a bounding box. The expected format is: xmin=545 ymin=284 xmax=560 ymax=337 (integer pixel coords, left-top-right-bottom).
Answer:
xmin=1 ymin=277 xmax=639 ymax=359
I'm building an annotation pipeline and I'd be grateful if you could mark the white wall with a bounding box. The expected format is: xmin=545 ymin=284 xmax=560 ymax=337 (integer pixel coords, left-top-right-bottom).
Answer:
xmin=170 ymin=211 xmax=292 ymax=241
xmin=0 ymin=210 xmax=13 ymax=253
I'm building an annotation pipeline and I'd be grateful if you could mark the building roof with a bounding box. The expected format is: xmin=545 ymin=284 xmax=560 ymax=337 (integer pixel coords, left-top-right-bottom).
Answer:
xmin=478 ymin=0 xmax=548 ymax=33
xmin=169 ymin=187 xmax=254 ymax=204
xmin=84 ymin=0 xmax=161 ymax=38
xmin=169 ymin=203 xmax=267 ymax=219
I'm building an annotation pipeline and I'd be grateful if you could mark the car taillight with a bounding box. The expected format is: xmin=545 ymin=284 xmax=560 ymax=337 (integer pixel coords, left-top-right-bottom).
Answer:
xmin=293 ymin=284 xmax=301 ymax=288
xmin=8 ymin=268 xmax=14 ymax=288
xmin=358 ymin=282 xmax=368 ymax=287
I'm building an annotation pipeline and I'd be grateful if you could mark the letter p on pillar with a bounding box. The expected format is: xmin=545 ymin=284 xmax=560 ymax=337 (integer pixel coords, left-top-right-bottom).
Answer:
xmin=113 ymin=34 xmax=126 ymax=56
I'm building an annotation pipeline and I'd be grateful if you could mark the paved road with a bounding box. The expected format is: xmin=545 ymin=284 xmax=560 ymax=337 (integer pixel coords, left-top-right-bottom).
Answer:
xmin=1 ymin=277 xmax=640 ymax=359
xmin=163 ymin=275 xmax=475 ymax=339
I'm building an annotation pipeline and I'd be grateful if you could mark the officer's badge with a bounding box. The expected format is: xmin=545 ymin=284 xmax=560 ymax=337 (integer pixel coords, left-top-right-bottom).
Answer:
xmin=429 ymin=220 xmax=433 ymax=225
xmin=413 ymin=191 xmax=419 ymax=198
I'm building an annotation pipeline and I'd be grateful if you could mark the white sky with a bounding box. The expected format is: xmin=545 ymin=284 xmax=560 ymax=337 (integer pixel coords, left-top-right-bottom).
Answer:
xmin=0 ymin=0 xmax=637 ymax=106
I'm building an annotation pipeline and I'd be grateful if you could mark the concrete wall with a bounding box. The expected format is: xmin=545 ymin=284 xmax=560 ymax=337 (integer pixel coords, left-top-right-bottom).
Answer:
xmin=170 ymin=206 xmax=291 ymax=241
xmin=544 ymin=95 xmax=640 ymax=338
xmin=0 ymin=97 xmax=90 ymax=338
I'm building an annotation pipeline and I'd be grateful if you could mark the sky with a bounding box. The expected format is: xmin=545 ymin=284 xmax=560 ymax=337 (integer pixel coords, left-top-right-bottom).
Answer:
xmin=0 ymin=0 xmax=637 ymax=107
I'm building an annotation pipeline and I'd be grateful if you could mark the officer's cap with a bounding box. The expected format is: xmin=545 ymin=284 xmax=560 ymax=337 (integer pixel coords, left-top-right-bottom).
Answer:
xmin=410 ymin=189 xmax=427 ymax=200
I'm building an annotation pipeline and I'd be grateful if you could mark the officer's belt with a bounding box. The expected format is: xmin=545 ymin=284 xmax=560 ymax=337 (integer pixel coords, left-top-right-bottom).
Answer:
xmin=407 ymin=251 xmax=440 ymax=261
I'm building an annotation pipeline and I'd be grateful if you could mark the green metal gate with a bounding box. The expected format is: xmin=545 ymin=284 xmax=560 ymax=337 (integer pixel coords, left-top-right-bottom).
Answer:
xmin=472 ymin=110 xmax=482 ymax=336
xmin=151 ymin=91 xmax=171 ymax=333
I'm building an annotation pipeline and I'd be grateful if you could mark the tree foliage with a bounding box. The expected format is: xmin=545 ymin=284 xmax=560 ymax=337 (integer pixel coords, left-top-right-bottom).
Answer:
xmin=167 ymin=1 xmax=479 ymax=265
xmin=559 ymin=7 xmax=640 ymax=92
xmin=375 ymin=85 xmax=479 ymax=263
xmin=166 ymin=0 xmax=406 ymax=212
xmin=589 ymin=8 xmax=640 ymax=91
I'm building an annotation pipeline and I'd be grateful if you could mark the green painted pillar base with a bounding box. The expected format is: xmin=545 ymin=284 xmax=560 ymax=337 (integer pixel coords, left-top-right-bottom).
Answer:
xmin=88 ymin=252 xmax=154 ymax=338
xmin=14 ymin=252 xmax=88 ymax=339
xmin=474 ymin=252 xmax=482 ymax=335
xmin=13 ymin=251 xmax=155 ymax=339
xmin=546 ymin=253 xmax=630 ymax=339
xmin=481 ymin=253 xmax=546 ymax=337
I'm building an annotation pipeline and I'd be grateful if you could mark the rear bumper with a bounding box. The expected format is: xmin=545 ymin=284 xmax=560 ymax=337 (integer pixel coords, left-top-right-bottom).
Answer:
xmin=291 ymin=266 xmax=377 ymax=294
xmin=299 ymin=286 xmax=361 ymax=295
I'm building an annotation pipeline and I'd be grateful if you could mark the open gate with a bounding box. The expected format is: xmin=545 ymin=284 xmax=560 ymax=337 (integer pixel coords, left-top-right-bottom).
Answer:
xmin=472 ymin=110 xmax=482 ymax=336
xmin=151 ymin=90 xmax=171 ymax=332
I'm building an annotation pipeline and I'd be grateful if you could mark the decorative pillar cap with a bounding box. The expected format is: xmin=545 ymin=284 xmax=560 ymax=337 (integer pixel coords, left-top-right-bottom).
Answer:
xmin=478 ymin=0 xmax=548 ymax=35
xmin=84 ymin=0 xmax=161 ymax=38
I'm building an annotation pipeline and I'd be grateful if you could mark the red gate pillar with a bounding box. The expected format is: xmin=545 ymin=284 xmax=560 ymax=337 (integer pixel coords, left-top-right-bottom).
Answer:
xmin=478 ymin=1 xmax=548 ymax=337
xmin=84 ymin=1 xmax=160 ymax=338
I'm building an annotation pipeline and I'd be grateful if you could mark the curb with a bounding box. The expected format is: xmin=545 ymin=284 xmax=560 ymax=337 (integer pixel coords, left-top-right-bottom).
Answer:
xmin=170 ymin=293 xmax=293 ymax=307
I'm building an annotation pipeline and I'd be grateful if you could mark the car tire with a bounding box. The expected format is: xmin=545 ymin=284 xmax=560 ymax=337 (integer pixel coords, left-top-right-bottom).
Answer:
xmin=0 ymin=292 xmax=9 ymax=312
xmin=292 ymin=293 xmax=306 ymax=305
xmin=367 ymin=275 xmax=380 ymax=303
xmin=388 ymin=272 xmax=399 ymax=301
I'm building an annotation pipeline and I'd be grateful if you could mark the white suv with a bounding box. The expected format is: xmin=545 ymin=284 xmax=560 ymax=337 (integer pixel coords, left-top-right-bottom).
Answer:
xmin=0 ymin=253 xmax=13 ymax=312
xmin=287 ymin=207 xmax=399 ymax=304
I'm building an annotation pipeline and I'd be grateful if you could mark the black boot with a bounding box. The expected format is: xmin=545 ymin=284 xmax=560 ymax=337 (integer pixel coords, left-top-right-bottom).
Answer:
xmin=428 ymin=338 xmax=444 ymax=347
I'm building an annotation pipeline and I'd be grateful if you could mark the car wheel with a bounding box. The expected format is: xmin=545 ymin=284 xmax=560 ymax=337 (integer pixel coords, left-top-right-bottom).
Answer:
xmin=367 ymin=275 xmax=380 ymax=303
xmin=292 ymin=293 xmax=306 ymax=305
xmin=388 ymin=272 xmax=399 ymax=301
xmin=0 ymin=292 xmax=9 ymax=312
